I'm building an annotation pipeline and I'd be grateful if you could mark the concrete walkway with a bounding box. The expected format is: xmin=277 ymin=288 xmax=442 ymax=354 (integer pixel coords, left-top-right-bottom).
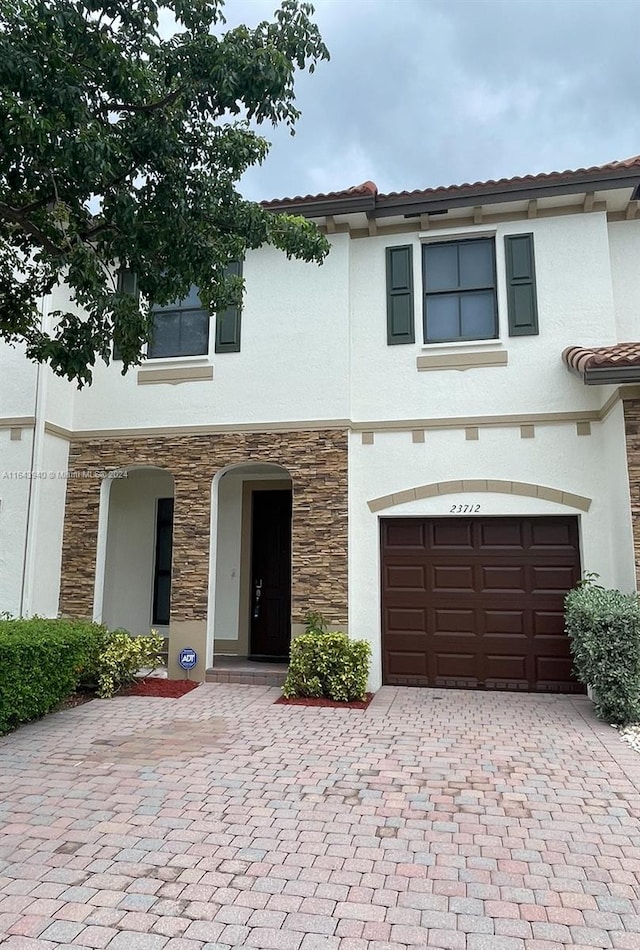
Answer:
xmin=0 ymin=685 xmax=639 ymax=950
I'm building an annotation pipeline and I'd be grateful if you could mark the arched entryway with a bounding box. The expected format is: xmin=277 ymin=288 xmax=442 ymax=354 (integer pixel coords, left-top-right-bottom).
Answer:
xmin=99 ymin=466 xmax=175 ymax=637
xmin=210 ymin=462 xmax=293 ymax=664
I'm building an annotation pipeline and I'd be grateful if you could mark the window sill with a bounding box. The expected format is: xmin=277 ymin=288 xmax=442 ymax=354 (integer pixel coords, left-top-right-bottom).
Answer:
xmin=137 ymin=365 xmax=214 ymax=386
xmin=416 ymin=350 xmax=508 ymax=372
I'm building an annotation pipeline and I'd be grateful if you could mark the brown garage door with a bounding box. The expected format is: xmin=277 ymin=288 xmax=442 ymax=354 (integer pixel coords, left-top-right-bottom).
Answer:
xmin=381 ymin=516 xmax=582 ymax=692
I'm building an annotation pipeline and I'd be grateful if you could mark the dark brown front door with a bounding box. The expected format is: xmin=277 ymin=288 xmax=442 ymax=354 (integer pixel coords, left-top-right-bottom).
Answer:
xmin=381 ymin=516 xmax=582 ymax=692
xmin=249 ymin=489 xmax=292 ymax=660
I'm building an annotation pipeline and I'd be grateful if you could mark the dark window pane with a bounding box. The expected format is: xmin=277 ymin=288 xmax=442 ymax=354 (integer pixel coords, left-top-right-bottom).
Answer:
xmin=179 ymin=309 xmax=209 ymax=356
xmin=424 ymin=244 xmax=458 ymax=291
xmin=154 ymin=284 xmax=202 ymax=313
xmin=148 ymin=309 xmax=209 ymax=358
xmin=153 ymin=498 xmax=173 ymax=626
xmin=425 ymin=294 xmax=460 ymax=341
xmin=156 ymin=529 xmax=172 ymax=572
xmin=148 ymin=312 xmax=181 ymax=358
xmin=153 ymin=574 xmax=171 ymax=625
xmin=460 ymin=292 xmax=496 ymax=339
xmin=459 ymin=240 xmax=494 ymax=289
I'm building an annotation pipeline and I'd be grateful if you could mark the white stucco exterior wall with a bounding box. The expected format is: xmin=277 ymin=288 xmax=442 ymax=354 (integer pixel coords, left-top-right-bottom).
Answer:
xmin=213 ymin=472 xmax=243 ymax=647
xmin=608 ymin=219 xmax=640 ymax=341
xmin=0 ymin=429 xmax=34 ymax=615
xmin=349 ymin=213 xmax=615 ymax=423
xmin=348 ymin=416 xmax=634 ymax=690
xmin=70 ymin=235 xmax=351 ymax=432
xmin=101 ymin=468 xmax=174 ymax=633
xmin=24 ymin=434 xmax=70 ymax=617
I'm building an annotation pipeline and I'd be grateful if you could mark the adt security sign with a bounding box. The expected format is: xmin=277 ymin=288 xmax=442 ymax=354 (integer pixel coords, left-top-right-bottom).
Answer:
xmin=178 ymin=648 xmax=197 ymax=671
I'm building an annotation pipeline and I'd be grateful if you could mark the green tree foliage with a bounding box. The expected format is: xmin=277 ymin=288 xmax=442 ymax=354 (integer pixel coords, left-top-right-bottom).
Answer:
xmin=0 ymin=0 xmax=330 ymax=384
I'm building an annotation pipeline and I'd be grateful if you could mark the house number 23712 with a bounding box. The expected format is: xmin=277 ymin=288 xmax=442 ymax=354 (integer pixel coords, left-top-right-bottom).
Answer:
xmin=449 ymin=504 xmax=481 ymax=513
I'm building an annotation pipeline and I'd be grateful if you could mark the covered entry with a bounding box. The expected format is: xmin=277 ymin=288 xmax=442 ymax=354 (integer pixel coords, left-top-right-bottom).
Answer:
xmin=212 ymin=463 xmax=292 ymax=661
xmin=381 ymin=516 xmax=582 ymax=692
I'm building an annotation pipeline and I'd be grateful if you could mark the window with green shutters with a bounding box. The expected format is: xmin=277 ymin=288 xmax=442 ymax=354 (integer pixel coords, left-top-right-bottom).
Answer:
xmin=386 ymin=245 xmax=415 ymax=344
xmin=143 ymin=262 xmax=243 ymax=359
xmin=505 ymin=233 xmax=539 ymax=336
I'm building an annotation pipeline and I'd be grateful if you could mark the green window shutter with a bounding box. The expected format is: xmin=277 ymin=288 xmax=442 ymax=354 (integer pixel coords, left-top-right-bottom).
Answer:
xmin=386 ymin=245 xmax=415 ymax=345
xmin=113 ymin=268 xmax=139 ymax=360
xmin=505 ymin=234 xmax=538 ymax=336
xmin=215 ymin=261 xmax=242 ymax=353
xmin=117 ymin=267 xmax=138 ymax=298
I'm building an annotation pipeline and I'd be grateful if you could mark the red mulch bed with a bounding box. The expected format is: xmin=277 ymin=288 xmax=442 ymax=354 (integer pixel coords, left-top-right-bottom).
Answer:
xmin=119 ymin=678 xmax=200 ymax=698
xmin=275 ymin=693 xmax=374 ymax=709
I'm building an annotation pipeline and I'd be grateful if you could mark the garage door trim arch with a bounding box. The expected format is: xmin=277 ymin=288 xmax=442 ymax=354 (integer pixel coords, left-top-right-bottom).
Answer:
xmin=368 ymin=479 xmax=592 ymax=513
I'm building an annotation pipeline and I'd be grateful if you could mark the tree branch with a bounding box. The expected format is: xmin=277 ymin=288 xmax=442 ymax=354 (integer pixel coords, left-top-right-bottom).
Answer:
xmin=107 ymin=86 xmax=186 ymax=114
xmin=0 ymin=203 xmax=65 ymax=257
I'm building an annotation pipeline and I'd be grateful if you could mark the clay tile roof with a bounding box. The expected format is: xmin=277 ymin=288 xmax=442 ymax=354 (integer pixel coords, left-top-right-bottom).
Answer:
xmin=262 ymin=180 xmax=378 ymax=209
xmin=262 ymin=156 xmax=640 ymax=214
xmin=563 ymin=342 xmax=640 ymax=372
xmin=378 ymin=155 xmax=640 ymax=202
xmin=563 ymin=342 xmax=640 ymax=383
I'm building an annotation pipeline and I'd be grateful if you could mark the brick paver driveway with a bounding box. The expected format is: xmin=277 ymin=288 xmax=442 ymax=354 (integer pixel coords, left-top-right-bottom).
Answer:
xmin=0 ymin=685 xmax=639 ymax=950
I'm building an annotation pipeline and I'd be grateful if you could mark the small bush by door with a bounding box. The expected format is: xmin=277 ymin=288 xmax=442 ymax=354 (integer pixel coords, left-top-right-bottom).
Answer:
xmin=282 ymin=614 xmax=371 ymax=702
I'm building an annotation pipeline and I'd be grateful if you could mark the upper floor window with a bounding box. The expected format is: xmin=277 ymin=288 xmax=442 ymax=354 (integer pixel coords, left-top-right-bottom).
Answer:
xmin=385 ymin=233 xmax=538 ymax=348
xmin=148 ymin=285 xmax=210 ymax=359
xmin=422 ymin=238 xmax=497 ymax=343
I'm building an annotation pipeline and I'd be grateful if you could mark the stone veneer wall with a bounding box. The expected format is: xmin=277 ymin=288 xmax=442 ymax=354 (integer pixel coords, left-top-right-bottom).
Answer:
xmin=59 ymin=429 xmax=348 ymax=626
xmin=624 ymin=399 xmax=640 ymax=587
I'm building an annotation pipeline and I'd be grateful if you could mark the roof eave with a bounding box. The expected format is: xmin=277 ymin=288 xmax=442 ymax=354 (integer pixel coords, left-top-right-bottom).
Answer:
xmin=583 ymin=366 xmax=640 ymax=385
xmin=375 ymin=169 xmax=640 ymax=219
xmin=262 ymin=194 xmax=376 ymax=217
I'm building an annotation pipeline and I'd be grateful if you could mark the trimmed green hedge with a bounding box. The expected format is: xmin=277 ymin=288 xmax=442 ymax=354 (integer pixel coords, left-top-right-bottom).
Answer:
xmin=0 ymin=618 xmax=103 ymax=734
xmin=565 ymin=584 xmax=640 ymax=725
xmin=283 ymin=630 xmax=371 ymax=702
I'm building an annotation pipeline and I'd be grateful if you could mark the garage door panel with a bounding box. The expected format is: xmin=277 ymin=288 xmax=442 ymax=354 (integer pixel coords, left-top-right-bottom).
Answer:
xmin=431 ymin=520 xmax=474 ymax=548
xmin=484 ymin=654 xmax=528 ymax=681
xmin=385 ymin=607 xmax=426 ymax=632
xmin=481 ymin=565 xmax=526 ymax=591
xmin=432 ymin=565 xmax=475 ymax=591
xmin=381 ymin=515 xmax=582 ymax=693
xmin=386 ymin=651 xmax=429 ymax=678
xmin=530 ymin=520 xmax=577 ymax=549
xmin=478 ymin=520 xmax=526 ymax=549
xmin=483 ymin=610 xmax=525 ymax=635
xmin=433 ymin=608 xmax=475 ymax=633
xmin=531 ymin=565 xmax=577 ymax=591
xmin=433 ymin=652 xmax=478 ymax=678
xmin=533 ymin=611 xmax=567 ymax=636
xmin=536 ymin=655 xmax=575 ymax=685
xmin=385 ymin=564 xmax=426 ymax=590
xmin=383 ymin=520 xmax=426 ymax=551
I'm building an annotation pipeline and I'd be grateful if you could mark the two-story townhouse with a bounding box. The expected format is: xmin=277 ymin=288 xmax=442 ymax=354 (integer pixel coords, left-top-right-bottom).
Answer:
xmin=1 ymin=156 xmax=639 ymax=692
